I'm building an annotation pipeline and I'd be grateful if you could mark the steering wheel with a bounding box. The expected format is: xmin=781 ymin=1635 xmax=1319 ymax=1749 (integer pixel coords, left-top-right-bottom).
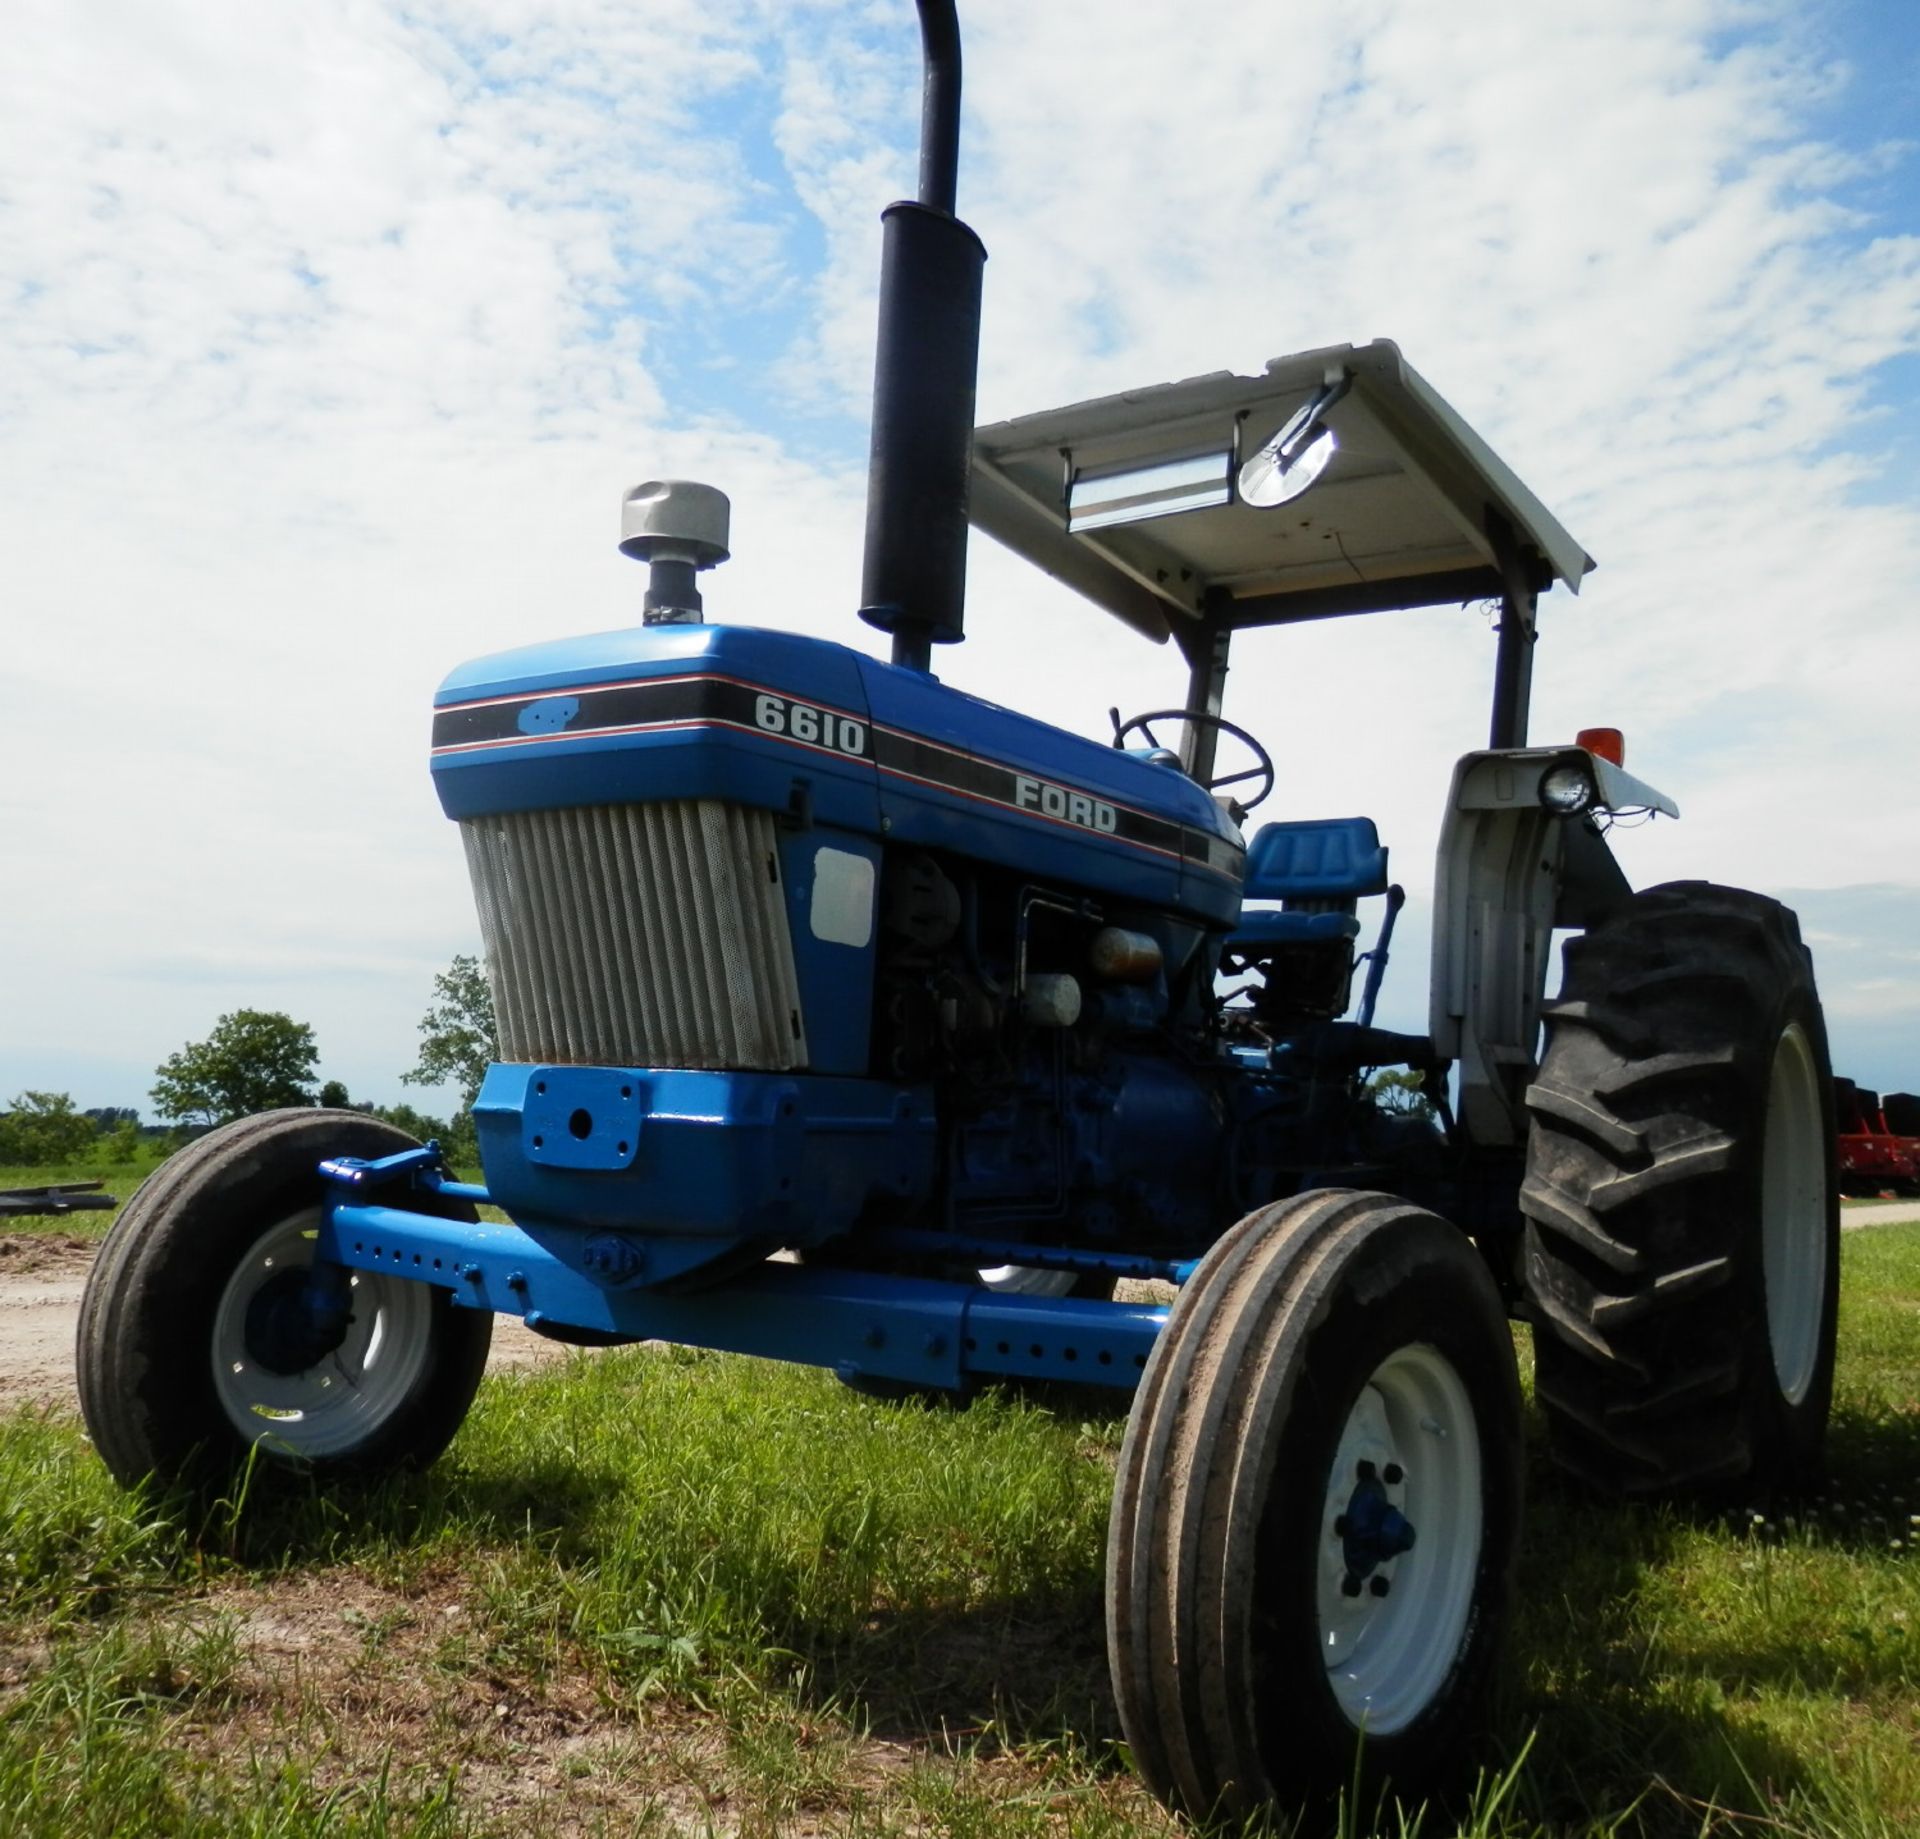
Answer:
xmin=1111 ymin=709 xmax=1275 ymax=813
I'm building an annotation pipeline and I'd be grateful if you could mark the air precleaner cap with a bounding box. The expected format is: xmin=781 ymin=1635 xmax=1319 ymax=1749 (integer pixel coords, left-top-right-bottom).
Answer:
xmin=619 ymin=479 xmax=731 ymax=625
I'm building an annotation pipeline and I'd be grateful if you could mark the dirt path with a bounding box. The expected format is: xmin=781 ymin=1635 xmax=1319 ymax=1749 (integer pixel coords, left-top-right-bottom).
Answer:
xmin=0 ymin=1235 xmax=565 ymax=1413
xmin=5 ymin=1205 xmax=1916 ymax=1415
xmin=0 ymin=1236 xmax=91 ymax=1408
xmin=1842 ymin=1199 xmax=1920 ymax=1229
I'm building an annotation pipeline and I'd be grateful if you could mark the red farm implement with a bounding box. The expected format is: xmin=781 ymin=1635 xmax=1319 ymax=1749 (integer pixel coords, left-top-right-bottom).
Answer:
xmin=1835 ymin=1080 xmax=1920 ymax=1196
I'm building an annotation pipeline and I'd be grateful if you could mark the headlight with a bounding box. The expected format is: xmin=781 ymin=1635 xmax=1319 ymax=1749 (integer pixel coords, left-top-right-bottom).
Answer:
xmin=1540 ymin=763 xmax=1596 ymax=814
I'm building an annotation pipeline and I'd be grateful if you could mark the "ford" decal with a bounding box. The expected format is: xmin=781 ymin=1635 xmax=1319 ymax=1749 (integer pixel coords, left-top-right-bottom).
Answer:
xmin=1013 ymin=774 xmax=1118 ymax=834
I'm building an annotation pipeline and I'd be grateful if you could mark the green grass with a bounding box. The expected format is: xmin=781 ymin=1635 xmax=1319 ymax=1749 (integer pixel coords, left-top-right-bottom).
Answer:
xmin=2 ymin=1228 xmax=1916 ymax=1836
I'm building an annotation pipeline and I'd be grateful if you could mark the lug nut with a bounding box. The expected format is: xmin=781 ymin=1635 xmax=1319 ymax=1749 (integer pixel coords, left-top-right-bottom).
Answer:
xmin=1356 ymin=1459 xmax=1376 ymax=1480
xmin=1340 ymin=1575 xmax=1363 ymax=1598
xmin=1333 ymin=1515 xmax=1350 ymax=1537
xmin=1369 ymin=1576 xmax=1391 ymax=1598
xmin=1384 ymin=1463 xmax=1404 ymax=1485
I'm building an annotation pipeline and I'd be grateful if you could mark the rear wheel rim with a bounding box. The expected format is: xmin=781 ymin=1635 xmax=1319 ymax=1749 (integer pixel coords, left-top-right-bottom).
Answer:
xmin=975 ymin=1264 xmax=1080 ymax=1296
xmin=211 ymin=1207 xmax=432 ymax=1460
xmin=1761 ymin=1022 xmax=1826 ymax=1405
xmin=1316 ymin=1342 xmax=1483 ymax=1736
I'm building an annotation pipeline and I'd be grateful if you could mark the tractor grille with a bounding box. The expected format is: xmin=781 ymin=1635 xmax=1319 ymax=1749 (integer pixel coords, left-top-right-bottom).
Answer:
xmin=460 ymin=801 xmax=808 ymax=1071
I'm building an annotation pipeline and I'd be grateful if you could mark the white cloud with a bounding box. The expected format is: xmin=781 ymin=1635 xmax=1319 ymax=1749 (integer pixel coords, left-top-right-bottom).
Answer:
xmin=942 ymin=0 xmax=1920 ymax=900
xmin=2 ymin=0 xmax=1917 ymax=1108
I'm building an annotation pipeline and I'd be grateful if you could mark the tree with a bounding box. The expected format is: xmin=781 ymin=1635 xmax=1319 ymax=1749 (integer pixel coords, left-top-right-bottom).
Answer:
xmin=0 ymin=1091 xmax=98 ymax=1165
xmin=318 ymin=1079 xmax=352 ymax=1110
xmin=373 ymin=1100 xmax=451 ymax=1143
xmin=151 ymin=1010 xmax=320 ymax=1127
xmin=103 ymin=1119 xmax=144 ymax=1165
xmin=1366 ymin=1066 xmax=1437 ymax=1122
xmin=403 ymin=955 xmax=496 ymax=1113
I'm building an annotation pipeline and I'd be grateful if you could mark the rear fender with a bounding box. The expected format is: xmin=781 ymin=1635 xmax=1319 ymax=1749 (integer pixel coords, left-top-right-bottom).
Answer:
xmin=1429 ymin=747 xmax=1678 ymax=1147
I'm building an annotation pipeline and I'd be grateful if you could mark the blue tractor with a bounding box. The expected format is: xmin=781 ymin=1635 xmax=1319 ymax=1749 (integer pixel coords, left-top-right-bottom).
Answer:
xmin=79 ymin=2 xmax=1840 ymax=1817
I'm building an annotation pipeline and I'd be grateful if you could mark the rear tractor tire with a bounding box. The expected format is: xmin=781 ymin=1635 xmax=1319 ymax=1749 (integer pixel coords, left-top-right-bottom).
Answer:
xmin=77 ymin=1109 xmax=492 ymax=1493
xmin=1521 ymin=882 xmax=1839 ymax=1496
xmin=1107 ymin=1190 xmax=1522 ymax=1818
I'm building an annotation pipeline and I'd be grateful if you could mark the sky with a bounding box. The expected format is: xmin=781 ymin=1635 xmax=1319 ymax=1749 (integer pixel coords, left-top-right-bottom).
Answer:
xmin=3 ymin=0 xmax=1918 ymax=1116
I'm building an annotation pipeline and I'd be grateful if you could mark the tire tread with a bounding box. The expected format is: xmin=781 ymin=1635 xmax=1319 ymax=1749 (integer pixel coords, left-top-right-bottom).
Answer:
xmin=77 ymin=1109 xmax=491 ymax=1492
xmin=1108 ymin=1190 xmax=1521 ymax=1816
xmin=1520 ymin=881 xmax=1839 ymax=1496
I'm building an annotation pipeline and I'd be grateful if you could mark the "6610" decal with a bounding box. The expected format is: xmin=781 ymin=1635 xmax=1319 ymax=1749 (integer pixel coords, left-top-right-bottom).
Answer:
xmin=753 ymin=692 xmax=868 ymax=758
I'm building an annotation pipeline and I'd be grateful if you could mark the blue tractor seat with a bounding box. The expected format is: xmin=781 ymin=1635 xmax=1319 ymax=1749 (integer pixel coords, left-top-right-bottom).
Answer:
xmin=1227 ymin=908 xmax=1362 ymax=948
xmin=1225 ymin=817 xmax=1396 ymax=1024
xmin=1242 ymin=816 xmax=1389 ymax=902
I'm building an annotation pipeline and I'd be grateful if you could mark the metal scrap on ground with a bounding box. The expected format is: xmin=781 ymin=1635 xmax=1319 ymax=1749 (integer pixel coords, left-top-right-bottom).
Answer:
xmin=0 ymin=1181 xmax=117 ymax=1218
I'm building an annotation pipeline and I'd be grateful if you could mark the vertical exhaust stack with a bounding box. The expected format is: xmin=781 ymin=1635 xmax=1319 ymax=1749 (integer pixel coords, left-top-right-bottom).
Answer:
xmin=856 ymin=0 xmax=986 ymax=674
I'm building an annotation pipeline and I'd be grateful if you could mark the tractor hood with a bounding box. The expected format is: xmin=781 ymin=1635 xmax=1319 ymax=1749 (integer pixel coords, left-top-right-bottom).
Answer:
xmin=430 ymin=623 xmax=1247 ymax=927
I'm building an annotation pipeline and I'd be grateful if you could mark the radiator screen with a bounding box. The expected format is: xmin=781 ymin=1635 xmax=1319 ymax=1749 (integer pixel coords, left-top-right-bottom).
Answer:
xmin=461 ymin=800 xmax=808 ymax=1070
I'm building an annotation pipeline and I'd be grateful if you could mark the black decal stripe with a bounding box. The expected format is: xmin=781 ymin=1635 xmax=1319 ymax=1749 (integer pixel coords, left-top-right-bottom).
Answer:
xmin=870 ymin=725 xmax=1192 ymax=858
xmin=434 ymin=714 xmax=875 ymax=782
xmin=435 ymin=717 xmax=703 ymax=758
xmin=431 ymin=673 xmax=1243 ymax=883
xmin=875 ymin=758 xmax=1185 ymax=864
xmin=432 ymin=673 xmax=849 ymax=751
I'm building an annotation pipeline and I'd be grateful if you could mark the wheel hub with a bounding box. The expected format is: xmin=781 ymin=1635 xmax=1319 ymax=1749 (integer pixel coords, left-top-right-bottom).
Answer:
xmin=1334 ymin=1460 xmax=1417 ymax=1591
xmin=1316 ymin=1345 xmax=1483 ymax=1736
xmin=242 ymin=1265 xmax=353 ymax=1376
xmin=212 ymin=1207 xmax=438 ymax=1460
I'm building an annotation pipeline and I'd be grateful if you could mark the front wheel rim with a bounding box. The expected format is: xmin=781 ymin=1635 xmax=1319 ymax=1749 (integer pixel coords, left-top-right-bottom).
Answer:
xmin=1761 ymin=1022 xmax=1827 ymax=1405
xmin=211 ymin=1207 xmax=433 ymax=1461
xmin=1316 ymin=1342 xmax=1483 ymax=1736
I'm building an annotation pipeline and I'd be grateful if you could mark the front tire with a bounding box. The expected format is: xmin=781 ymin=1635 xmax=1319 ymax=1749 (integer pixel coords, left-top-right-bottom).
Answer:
xmin=78 ymin=1109 xmax=492 ymax=1492
xmin=1521 ymin=881 xmax=1839 ymax=1495
xmin=1107 ymin=1190 xmax=1522 ymax=1818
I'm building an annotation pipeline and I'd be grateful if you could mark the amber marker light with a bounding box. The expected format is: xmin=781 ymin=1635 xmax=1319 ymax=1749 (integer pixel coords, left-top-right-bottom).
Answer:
xmin=1576 ymin=726 xmax=1625 ymax=766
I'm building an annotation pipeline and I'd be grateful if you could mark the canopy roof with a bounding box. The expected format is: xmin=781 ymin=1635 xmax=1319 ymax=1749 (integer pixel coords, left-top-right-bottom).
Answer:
xmin=969 ymin=339 xmax=1593 ymax=645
